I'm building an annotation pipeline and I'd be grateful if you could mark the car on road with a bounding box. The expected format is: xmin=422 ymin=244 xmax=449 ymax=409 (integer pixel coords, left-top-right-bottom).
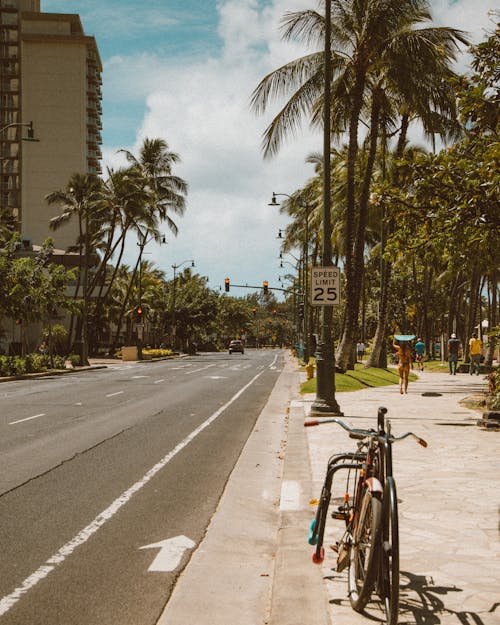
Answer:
xmin=228 ymin=340 xmax=244 ymax=354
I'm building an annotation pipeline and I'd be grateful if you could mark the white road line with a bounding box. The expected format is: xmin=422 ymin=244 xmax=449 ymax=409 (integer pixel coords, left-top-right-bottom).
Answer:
xmin=9 ymin=413 xmax=46 ymax=426
xmin=0 ymin=366 xmax=268 ymax=616
xmin=183 ymin=364 xmax=216 ymax=375
xmin=154 ymin=379 xmax=165 ymax=384
xmin=106 ymin=391 xmax=124 ymax=398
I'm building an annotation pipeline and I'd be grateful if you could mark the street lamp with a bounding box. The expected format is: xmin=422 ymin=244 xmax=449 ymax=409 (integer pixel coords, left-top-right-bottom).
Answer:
xmin=310 ymin=0 xmax=342 ymax=415
xmin=269 ymin=192 xmax=311 ymax=364
xmin=0 ymin=121 xmax=39 ymax=233
xmin=171 ymin=259 xmax=195 ymax=351
xmin=0 ymin=121 xmax=38 ymax=140
xmin=136 ymin=229 xmax=166 ymax=359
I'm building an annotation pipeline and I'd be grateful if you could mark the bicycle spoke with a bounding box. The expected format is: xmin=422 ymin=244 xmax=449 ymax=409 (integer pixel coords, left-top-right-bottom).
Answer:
xmin=348 ymin=487 xmax=382 ymax=612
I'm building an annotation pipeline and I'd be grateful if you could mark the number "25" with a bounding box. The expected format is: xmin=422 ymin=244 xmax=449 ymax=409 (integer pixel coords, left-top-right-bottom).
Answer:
xmin=313 ymin=287 xmax=337 ymax=302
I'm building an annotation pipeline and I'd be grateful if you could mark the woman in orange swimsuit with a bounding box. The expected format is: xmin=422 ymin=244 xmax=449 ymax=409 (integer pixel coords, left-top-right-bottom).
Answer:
xmin=393 ymin=340 xmax=413 ymax=394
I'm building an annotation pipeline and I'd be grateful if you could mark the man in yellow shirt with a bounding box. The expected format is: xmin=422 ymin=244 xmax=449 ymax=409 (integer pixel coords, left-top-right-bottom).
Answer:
xmin=469 ymin=332 xmax=483 ymax=375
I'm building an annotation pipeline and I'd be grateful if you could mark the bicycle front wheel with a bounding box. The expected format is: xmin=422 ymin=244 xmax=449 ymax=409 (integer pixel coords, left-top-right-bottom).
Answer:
xmin=348 ymin=486 xmax=382 ymax=612
xmin=380 ymin=476 xmax=399 ymax=625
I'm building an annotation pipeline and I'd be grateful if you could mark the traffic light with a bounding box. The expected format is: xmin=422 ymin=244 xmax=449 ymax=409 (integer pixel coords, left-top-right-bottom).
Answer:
xmin=135 ymin=305 xmax=144 ymax=320
xmin=263 ymin=280 xmax=268 ymax=295
xmin=225 ymin=277 xmax=230 ymax=292
xmin=272 ymin=309 xmax=277 ymax=316
xmin=252 ymin=307 xmax=257 ymax=317
xmin=15 ymin=319 xmax=22 ymax=325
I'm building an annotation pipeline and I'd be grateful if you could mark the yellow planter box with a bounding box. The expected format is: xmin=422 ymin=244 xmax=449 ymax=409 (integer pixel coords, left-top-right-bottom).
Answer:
xmin=122 ymin=346 xmax=138 ymax=361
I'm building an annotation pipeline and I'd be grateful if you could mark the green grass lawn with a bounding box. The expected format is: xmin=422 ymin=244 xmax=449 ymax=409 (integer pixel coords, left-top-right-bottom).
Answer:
xmin=300 ymin=362 xmax=418 ymax=394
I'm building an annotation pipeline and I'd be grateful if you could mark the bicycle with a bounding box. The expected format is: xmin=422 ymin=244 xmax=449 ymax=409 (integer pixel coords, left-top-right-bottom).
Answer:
xmin=305 ymin=406 xmax=427 ymax=625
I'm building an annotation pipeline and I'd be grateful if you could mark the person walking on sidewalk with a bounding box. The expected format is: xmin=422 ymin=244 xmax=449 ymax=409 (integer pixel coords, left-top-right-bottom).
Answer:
xmin=414 ymin=338 xmax=425 ymax=371
xmin=469 ymin=332 xmax=483 ymax=375
xmin=393 ymin=339 xmax=413 ymax=394
xmin=447 ymin=333 xmax=461 ymax=375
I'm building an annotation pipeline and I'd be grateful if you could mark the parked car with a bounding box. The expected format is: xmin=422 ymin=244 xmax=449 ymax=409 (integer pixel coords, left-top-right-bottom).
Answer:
xmin=228 ymin=339 xmax=244 ymax=354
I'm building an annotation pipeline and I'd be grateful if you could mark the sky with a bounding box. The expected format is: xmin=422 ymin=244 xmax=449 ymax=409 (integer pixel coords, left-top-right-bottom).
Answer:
xmin=42 ymin=0 xmax=495 ymax=299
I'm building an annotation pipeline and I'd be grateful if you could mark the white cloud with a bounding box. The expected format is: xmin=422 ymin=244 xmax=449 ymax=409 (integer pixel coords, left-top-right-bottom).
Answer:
xmin=105 ymin=0 xmax=318 ymax=295
xmin=102 ymin=0 xmax=494 ymax=297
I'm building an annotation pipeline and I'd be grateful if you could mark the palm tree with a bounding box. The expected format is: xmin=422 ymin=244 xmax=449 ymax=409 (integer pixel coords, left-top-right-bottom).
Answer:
xmin=119 ymin=137 xmax=188 ymax=236
xmin=252 ymin=0 xmax=468 ymax=368
xmin=46 ymin=173 xmax=104 ymax=359
xmin=109 ymin=138 xmax=188 ymax=351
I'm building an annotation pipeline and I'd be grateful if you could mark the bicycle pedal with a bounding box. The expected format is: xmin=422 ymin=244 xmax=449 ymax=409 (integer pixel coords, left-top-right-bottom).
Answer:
xmin=332 ymin=512 xmax=346 ymax=520
xmin=308 ymin=518 xmax=318 ymax=546
xmin=330 ymin=543 xmax=339 ymax=553
xmin=336 ymin=547 xmax=349 ymax=572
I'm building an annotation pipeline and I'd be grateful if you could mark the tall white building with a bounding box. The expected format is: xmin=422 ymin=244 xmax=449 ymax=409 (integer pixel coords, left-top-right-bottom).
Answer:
xmin=0 ymin=0 xmax=102 ymax=251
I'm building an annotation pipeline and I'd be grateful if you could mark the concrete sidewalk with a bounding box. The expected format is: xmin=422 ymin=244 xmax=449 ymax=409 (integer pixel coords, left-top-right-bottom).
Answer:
xmin=302 ymin=369 xmax=499 ymax=625
xmin=157 ymin=357 xmax=498 ymax=625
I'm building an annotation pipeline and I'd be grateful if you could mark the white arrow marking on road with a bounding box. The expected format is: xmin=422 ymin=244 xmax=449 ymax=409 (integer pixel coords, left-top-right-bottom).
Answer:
xmin=140 ymin=535 xmax=195 ymax=572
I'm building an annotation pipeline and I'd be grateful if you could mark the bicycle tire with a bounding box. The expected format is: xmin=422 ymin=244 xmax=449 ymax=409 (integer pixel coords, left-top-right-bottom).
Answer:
xmin=348 ymin=486 xmax=382 ymax=612
xmin=380 ymin=476 xmax=399 ymax=625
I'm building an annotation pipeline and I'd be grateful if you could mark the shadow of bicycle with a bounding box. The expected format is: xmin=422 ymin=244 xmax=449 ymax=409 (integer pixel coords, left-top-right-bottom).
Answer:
xmin=327 ymin=570 xmax=498 ymax=625
xmin=396 ymin=571 xmax=498 ymax=625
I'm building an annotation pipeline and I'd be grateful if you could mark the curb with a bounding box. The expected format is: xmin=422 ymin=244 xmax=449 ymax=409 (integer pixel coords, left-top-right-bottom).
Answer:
xmin=0 ymin=364 xmax=107 ymax=383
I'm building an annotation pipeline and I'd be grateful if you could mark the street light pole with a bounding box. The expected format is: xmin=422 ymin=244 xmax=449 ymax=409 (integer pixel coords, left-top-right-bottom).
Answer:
xmin=311 ymin=0 xmax=342 ymax=415
xmin=0 ymin=121 xmax=38 ymax=230
xmin=171 ymin=259 xmax=195 ymax=352
xmin=270 ymin=192 xmax=311 ymax=364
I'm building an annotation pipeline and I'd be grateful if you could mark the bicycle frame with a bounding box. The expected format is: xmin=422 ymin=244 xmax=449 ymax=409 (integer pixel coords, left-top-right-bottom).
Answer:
xmin=305 ymin=406 xmax=427 ymax=623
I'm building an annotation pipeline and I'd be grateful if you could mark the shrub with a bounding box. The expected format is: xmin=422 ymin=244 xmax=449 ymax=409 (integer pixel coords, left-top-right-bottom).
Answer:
xmin=69 ymin=354 xmax=80 ymax=367
xmin=0 ymin=356 xmax=23 ymax=376
xmin=41 ymin=325 xmax=68 ymax=356
xmin=143 ymin=348 xmax=174 ymax=359
xmin=487 ymin=369 xmax=500 ymax=410
xmin=13 ymin=356 xmax=26 ymax=375
xmin=53 ymin=356 xmax=66 ymax=370
xmin=24 ymin=353 xmax=36 ymax=373
xmin=34 ymin=354 xmax=50 ymax=370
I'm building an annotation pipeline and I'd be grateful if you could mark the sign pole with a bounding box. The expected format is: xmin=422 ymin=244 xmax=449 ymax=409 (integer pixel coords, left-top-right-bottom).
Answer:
xmin=311 ymin=0 xmax=342 ymax=415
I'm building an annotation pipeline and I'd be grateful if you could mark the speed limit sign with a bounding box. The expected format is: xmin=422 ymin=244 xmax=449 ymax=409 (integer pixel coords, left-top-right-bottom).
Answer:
xmin=310 ymin=266 xmax=341 ymax=306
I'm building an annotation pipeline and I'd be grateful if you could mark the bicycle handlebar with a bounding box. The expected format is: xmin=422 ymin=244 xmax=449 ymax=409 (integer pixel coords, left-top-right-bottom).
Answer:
xmin=304 ymin=417 xmax=428 ymax=448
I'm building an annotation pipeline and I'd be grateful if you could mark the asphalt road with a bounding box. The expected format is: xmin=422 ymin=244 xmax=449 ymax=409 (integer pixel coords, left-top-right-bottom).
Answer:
xmin=0 ymin=349 xmax=284 ymax=625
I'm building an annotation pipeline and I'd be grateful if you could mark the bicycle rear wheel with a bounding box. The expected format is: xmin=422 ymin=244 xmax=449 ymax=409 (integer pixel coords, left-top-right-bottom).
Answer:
xmin=348 ymin=486 xmax=382 ymax=612
xmin=380 ymin=476 xmax=399 ymax=625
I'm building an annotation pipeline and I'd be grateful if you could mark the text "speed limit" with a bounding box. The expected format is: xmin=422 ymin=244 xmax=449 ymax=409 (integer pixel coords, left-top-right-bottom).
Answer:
xmin=310 ymin=266 xmax=341 ymax=306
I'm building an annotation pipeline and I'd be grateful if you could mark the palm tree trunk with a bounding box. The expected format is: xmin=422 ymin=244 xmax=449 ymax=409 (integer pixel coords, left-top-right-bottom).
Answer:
xmin=110 ymin=253 xmax=141 ymax=350
xmin=485 ymin=272 xmax=497 ymax=365
xmin=365 ymin=113 xmax=410 ymax=367
xmin=337 ymin=83 xmax=379 ymax=369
